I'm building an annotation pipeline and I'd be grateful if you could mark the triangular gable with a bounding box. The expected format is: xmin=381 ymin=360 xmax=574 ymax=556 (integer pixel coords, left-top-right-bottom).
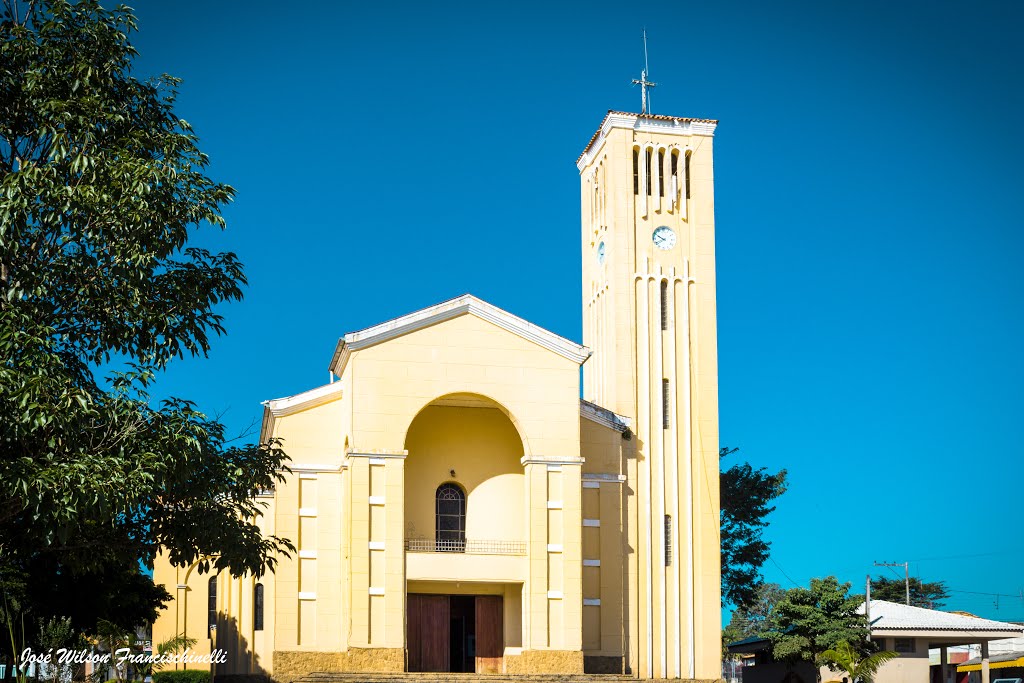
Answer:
xmin=329 ymin=294 xmax=590 ymax=375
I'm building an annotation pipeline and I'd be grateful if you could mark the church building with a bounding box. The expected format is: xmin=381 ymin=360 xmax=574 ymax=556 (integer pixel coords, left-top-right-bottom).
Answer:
xmin=153 ymin=108 xmax=723 ymax=680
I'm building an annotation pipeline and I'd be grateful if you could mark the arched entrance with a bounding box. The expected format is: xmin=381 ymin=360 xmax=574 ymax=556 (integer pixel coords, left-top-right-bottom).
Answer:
xmin=403 ymin=393 xmax=526 ymax=673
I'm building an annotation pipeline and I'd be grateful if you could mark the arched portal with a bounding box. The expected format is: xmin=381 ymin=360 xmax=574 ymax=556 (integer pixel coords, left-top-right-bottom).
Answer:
xmin=403 ymin=393 xmax=525 ymax=546
xmin=403 ymin=393 xmax=526 ymax=673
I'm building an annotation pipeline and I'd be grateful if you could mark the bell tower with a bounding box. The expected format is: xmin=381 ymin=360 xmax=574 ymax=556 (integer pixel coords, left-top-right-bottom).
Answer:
xmin=578 ymin=110 xmax=721 ymax=679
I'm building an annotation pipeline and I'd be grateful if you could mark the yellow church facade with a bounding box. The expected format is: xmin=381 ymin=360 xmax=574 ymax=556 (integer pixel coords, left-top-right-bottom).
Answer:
xmin=153 ymin=109 xmax=723 ymax=680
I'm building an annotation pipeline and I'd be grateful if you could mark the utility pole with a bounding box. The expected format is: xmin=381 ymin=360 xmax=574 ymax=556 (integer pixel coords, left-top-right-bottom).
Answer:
xmin=874 ymin=561 xmax=911 ymax=605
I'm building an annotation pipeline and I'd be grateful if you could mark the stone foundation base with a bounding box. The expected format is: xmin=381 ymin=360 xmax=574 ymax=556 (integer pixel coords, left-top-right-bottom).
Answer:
xmin=503 ymin=649 xmax=584 ymax=674
xmin=272 ymin=648 xmax=403 ymax=682
xmin=584 ymin=655 xmax=625 ymax=674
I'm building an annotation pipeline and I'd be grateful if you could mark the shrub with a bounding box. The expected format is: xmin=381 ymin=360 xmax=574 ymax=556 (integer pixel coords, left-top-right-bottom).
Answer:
xmin=153 ymin=670 xmax=212 ymax=683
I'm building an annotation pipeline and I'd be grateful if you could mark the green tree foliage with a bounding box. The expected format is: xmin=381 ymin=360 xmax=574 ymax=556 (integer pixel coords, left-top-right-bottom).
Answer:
xmin=723 ymin=582 xmax=786 ymax=646
xmin=721 ymin=446 xmax=788 ymax=608
xmin=820 ymin=640 xmax=899 ymax=683
xmin=0 ymin=0 xmax=292 ymax=651
xmin=768 ymin=577 xmax=870 ymax=683
xmin=867 ymin=575 xmax=950 ymax=609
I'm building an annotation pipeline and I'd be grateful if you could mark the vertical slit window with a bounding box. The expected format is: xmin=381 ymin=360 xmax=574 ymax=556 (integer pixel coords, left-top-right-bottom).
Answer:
xmin=662 ymin=378 xmax=670 ymax=429
xmin=254 ymin=583 xmax=264 ymax=631
xmin=645 ymin=148 xmax=653 ymax=196
xmin=658 ymin=149 xmax=665 ymax=197
xmin=632 ymin=148 xmax=639 ymax=195
xmin=208 ymin=576 xmax=217 ymax=630
xmin=435 ymin=483 xmax=466 ymax=552
xmin=660 ymin=280 xmax=669 ymax=331
xmin=665 ymin=515 xmax=673 ymax=566
xmin=685 ymin=152 xmax=692 ymax=199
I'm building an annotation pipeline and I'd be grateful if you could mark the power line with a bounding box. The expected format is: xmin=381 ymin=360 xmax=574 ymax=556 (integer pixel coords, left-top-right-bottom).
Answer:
xmin=771 ymin=557 xmax=801 ymax=588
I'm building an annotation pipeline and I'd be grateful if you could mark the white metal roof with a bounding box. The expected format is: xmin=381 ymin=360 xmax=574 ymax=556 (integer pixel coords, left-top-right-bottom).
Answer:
xmin=862 ymin=600 xmax=1024 ymax=634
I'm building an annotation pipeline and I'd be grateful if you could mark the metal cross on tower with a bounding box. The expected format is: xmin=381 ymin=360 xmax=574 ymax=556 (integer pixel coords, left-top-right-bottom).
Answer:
xmin=632 ymin=29 xmax=657 ymax=114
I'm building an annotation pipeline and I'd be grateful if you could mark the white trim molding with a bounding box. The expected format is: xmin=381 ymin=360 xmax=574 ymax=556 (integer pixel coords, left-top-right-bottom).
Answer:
xmin=577 ymin=110 xmax=718 ymax=170
xmin=547 ymin=590 xmax=563 ymax=599
xmin=347 ymin=450 xmax=408 ymax=460
xmin=298 ymin=550 xmax=317 ymax=559
xmin=330 ymin=294 xmax=591 ymax=375
xmin=368 ymin=496 xmax=385 ymax=505
xmin=289 ymin=462 xmax=346 ymax=473
xmin=582 ymin=473 xmax=627 ymax=484
xmin=368 ymin=541 xmax=385 ymax=550
xmin=368 ymin=587 xmax=385 ymax=596
xmin=298 ymin=507 xmax=317 ymax=517
xmin=298 ymin=592 xmax=316 ymax=601
xmin=260 ymin=382 xmax=344 ymax=441
xmin=547 ymin=544 xmax=564 ymax=553
xmin=521 ymin=455 xmax=585 ymax=467
xmin=546 ymin=500 xmax=563 ymax=509
xmin=580 ymin=399 xmax=631 ymax=432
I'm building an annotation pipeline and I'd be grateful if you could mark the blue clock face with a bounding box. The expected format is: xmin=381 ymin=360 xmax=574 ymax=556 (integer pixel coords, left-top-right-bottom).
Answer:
xmin=653 ymin=226 xmax=677 ymax=250
xmin=597 ymin=242 xmax=606 ymax=265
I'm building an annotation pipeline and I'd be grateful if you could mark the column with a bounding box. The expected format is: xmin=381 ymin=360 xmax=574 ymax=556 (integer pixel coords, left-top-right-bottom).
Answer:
xmin=346 ymin=450 xmax=406 ymax=671
xmin=940 ymin=645 xmax=948 ymax=683
xmin=981 ymin=641 xmax=990 ymax=683
xmin=522 ymin=455 xmax=584 ymax=673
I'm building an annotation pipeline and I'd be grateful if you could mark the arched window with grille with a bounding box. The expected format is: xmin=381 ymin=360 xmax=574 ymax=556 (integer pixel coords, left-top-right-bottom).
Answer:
xmin=435 ymin=483 xmax=466 ymax=552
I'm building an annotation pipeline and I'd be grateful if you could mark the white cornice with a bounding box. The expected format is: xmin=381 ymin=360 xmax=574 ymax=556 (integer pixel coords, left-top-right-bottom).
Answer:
xmin=329 ymin=294 xmax=591 ymax=375
xmin=580 ymin=399 xmax=631 ymax=432
xmin=288 ymin=462 xmax=346 ymax=473
xmin=259 ymin=382 xmax=344 ymax=442
xmin=263 ymin=382 xmax=343 ymax=417
xmin=520 ymin=455 xmax=585 ymax=467
xmin=577 ymin=112 xmax=717 ymax=171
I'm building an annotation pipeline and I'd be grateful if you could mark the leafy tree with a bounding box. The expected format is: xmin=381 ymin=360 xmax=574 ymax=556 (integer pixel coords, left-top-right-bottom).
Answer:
xmin=0 ymin=0 xmax=292 ymax=657
xmin=721 ymin=446 xmax=788 ymax=608
xmin=821 ymin=640 xmax=898 ymax=683
xmin=867 ymin=576 xmax=949 ymax=609
xmin=723 ymin=582 xmax=786 ymax=646
xmin=767 ymin=577 xmax=870 ymax=683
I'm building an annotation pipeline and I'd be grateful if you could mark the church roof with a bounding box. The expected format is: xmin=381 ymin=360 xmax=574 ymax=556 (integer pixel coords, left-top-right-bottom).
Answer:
xmin=577 ymin=109 xmax=719 ymax=166
xmin=329 ymin=294 xmax=591 ymax=375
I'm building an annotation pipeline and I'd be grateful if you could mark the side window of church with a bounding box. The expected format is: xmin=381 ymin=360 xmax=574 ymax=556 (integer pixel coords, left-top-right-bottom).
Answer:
xmin=208 ymin=576 xmax=217 ymax=630
xmin=436 ymin=483 xmax=466 ymax=552
xmin=664 ymin=515 xmax=673 ymax=566
xmin=662 ymin=379 xmax=670 ymax=429
xmin=633 ymin=148 xmax=639 ymax=195
xmin=254 ymin=582 xmax=264 ymax=631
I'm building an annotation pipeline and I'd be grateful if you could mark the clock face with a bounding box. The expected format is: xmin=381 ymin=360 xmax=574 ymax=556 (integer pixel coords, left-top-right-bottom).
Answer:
xmin=653 ymin=226 xmax=677 ymax=250
xmin=597 ymin=241 xmax=606 ymax=265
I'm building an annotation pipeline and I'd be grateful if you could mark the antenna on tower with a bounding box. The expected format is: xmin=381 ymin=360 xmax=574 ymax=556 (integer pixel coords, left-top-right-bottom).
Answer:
xmin=632 ymin=29 xmax=657 ymax=115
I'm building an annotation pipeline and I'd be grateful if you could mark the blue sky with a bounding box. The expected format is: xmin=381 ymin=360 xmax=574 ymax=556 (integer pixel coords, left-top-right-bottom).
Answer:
xmin=128 ymin=0 xmax=1024 ymax=620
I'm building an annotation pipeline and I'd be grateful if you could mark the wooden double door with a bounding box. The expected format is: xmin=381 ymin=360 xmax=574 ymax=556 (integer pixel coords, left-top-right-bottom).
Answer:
xmin=407 ymin=594 xmax=503 ymax=673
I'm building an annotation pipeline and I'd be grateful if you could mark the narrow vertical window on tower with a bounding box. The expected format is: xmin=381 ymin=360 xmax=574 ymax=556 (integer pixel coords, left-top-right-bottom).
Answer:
xmin=632 ymin=148 xmax=639 ymax=195
xmin=645 ymin=148 xmax=653 ymax=196
xmin=658 ymin=149 xmax=665 ymax=197
xmin=208 ymin=576 xmax=217 ymax=630
xmin=685 ymin=151 xmax=692 ymax=199
xmin=664 ymin=515 xmax=673 ymax=566
xmin=662 ymin=378 xmax=670 ymax=429
xmin=660 ymin=280 xmax=669 ymax=331
xmin=254 ymin=583 xmax=264 ymax=631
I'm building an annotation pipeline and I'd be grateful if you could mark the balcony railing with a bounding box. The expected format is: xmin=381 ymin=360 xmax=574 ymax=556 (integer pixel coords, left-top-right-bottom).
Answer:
xmin=404 ymin=538 xmax=526 ymax=555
